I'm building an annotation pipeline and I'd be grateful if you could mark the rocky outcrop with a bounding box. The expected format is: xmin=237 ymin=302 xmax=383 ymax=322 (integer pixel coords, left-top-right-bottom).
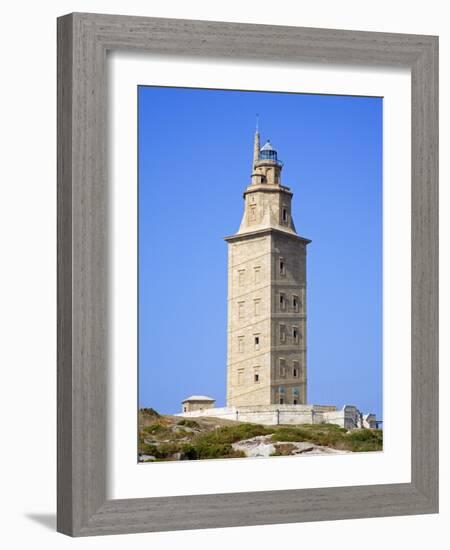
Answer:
xmin=232 ymin=435 xmax=352 ymax=458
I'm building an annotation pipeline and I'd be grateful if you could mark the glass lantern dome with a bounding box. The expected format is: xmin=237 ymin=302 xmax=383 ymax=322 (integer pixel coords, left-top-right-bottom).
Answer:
xmin=260 ymin=140 xmax=278 ymax=161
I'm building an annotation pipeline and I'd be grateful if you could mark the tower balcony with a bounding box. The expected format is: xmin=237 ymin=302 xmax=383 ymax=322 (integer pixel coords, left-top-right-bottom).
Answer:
xmin=254 ymin=158 xmax=284 ymax=168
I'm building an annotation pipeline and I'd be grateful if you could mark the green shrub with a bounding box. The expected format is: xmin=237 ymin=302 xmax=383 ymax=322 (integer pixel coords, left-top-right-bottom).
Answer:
xmin=139 ymin=443 xmax=159 ymax=456
xmin=181 ymin=441 xmax=228 ymax=460
xmin=181 ymin=444 xmax=198 ymax=460
xmin=180 ymin=425 xmax=263 ymax=460
xmin=156 ymin=442 xmax=182 ymax=458
xmin=195 ymin=442 xmax=235 ymax=459
xmin=139 ymin=441 xmax=183 ymax=460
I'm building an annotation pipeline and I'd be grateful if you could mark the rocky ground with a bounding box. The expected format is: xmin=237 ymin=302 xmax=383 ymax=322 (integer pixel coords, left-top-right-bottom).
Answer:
xmin=232 ymin=435 xmax=352 ymax=458
xmin=138 ymin=408 xmax=382 ymax=462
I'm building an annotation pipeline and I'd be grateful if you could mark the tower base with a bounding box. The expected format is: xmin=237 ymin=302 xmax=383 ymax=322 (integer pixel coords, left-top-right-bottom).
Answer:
xmin=176 ymin=404 xmax=377 ymax=430
xmin=176 ymin=405 xmax=378 ymax=430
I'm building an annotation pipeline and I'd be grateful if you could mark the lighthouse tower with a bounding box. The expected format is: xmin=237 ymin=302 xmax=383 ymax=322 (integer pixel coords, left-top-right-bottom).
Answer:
xmin=225 ymin=127 xmax=311 ymax=408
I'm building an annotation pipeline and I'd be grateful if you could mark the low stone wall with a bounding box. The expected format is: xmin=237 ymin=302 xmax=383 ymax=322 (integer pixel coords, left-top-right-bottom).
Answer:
xmin=176 ymin=404 xmax=377 ymax=430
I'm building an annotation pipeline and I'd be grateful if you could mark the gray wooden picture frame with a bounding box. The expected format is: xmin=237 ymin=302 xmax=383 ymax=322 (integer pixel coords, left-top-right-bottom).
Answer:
xmin=57 ymin=12 xmax=438 ymax=537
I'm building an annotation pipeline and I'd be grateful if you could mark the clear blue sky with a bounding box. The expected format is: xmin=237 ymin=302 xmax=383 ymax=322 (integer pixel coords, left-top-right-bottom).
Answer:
xmin=138 ymin=86 xmax=382 ymax=419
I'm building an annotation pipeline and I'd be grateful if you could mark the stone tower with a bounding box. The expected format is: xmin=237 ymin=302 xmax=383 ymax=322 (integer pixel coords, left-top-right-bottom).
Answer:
xmin=225 ymin=128 xmax=311 ymax=408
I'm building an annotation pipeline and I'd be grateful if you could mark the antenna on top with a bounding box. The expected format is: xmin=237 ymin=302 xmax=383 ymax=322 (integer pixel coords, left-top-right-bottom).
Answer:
xmin=253 ymin=115 xmax=261 ymax=169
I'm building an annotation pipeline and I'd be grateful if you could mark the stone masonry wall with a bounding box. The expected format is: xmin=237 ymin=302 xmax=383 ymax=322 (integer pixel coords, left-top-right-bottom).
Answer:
xmin=177 ymin=404 xmax=375 ymax=430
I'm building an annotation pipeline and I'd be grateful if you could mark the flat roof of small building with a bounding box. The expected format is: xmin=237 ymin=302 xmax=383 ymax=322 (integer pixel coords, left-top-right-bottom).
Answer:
xmin=182 ymin=395 xmax=215 ymax=403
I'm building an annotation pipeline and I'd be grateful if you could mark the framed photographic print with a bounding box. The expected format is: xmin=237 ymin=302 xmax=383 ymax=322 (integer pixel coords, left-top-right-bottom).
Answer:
xmin=57 ymin=13 xmax=438 ymax=536
xmin=136 ymin=86 xmax=383 ymax=462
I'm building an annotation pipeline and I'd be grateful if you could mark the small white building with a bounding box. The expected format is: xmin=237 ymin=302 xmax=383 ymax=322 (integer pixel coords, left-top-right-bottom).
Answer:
xmin=181 ymin=395 xmax=215 ymax=413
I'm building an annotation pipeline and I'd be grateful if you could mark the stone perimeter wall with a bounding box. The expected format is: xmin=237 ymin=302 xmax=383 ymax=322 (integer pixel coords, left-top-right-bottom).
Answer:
xmin=176 ymin=404 xmax=376 ymax=430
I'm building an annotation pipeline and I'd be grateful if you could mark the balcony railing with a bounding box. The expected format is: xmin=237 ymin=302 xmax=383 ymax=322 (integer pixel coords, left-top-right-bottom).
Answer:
xmin=255 ymin=157 xmax=284 ymax=167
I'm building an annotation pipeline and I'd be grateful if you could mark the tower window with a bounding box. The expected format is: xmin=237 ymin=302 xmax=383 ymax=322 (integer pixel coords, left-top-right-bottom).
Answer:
xmin=238 ymin=301 xmax=245 ymax=320
xmin=282 ymin=207 xmax=288 ymax=223
xmin=238 ymin=336 xmax=245 ymax=353
xmin=279 ymin=358 xmax=286 ymax=377
xmin=279 ymin=258 xmax=286 ymax=276
xmin=278 ymin=385 xmax=285 ymax=405
xmin=254 ymin=335 xmax=260 ymax=351
xmin=249 ymin=205 xmax=257 ymax=221
xmin=293 ymin=327 xmax=299 ymax=344
xmin=254 ymin=373 xmax=259 ymax=383
xmin=238 ymin=269 xmax=245 ymax=286
xmin=279 ymin=324 xmax=286 ymax=343
xmin=292 ymin=295 xmax=299 ymax=312
xmin=237 ymin=369 xmax=244 ymax=385
xmin=254 ymin=298 xmax=261 ymax=316
xmin=279 ymin=293 xmax=286 ymax=311
xmin=293 ymin=360 xmax=299 ymax=377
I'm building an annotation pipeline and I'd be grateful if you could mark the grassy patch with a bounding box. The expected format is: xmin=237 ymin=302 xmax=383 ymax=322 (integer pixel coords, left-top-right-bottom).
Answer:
xmin=181 ymin=423 xmax=270 ymax=460
xmin=271 ymin=427 xmax=311 ymax=442
xmin=141 ymin=422 xmax=173 ymax=440
xmin=138 ymin=412 xmax=383 ymax=461
xmin=271 ymin=424 xmax=382 ymax=452
xmin=193 ymin=423 xmax=271 ymax=445
xmin=346 ymin=429 xmax=383 ymax=452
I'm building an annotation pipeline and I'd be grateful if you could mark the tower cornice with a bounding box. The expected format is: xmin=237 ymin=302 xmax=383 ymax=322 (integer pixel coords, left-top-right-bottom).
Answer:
xmin=243 ymin=184 xmax=293 ymax=199
xmin=224 ymin=227 xmax=311 ymax=245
